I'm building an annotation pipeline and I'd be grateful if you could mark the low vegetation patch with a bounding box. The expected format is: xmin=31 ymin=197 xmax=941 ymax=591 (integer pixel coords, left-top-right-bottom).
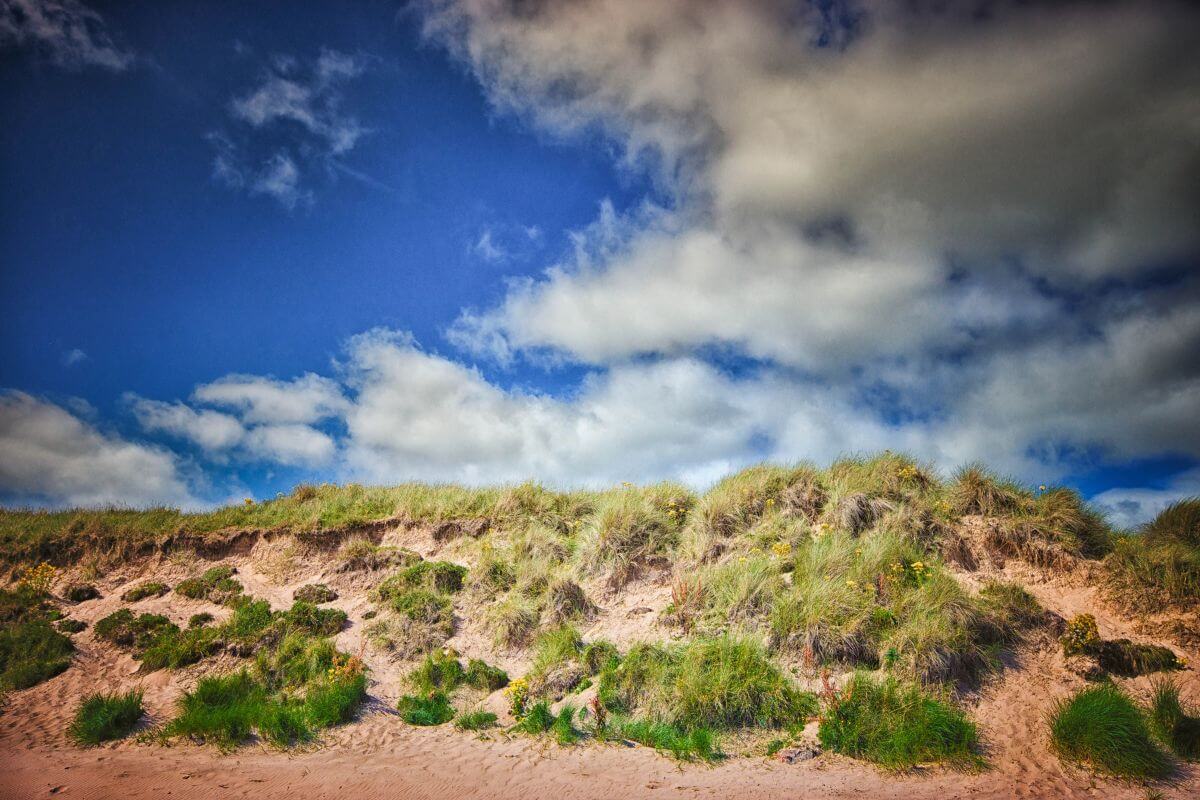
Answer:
xmin=397 ymin=691 xmax=455 ymax=726
xmin=0 ymin=593 xmax=74 ymax=690
xmin=63 ymin=583 xmax=99 ymax=603
xmin=818 ymin=673 xmax=978 ymax=770
xmin=174 ymin=566 xmax=243 ymax=605
xmin=1049 ymin=683 xmax=1172 ymax=779
xmin=68 ymin=689 xmax=144 ymax=746
xmin=293 ymin=583 xmax=338 ymax=603
xmin=608 ymin=717 xmax=720 ymax=761
xmin=455 ymin=709 xmax=498 ymax=730
xmin=122 ymin=581 xmax=169 ymax=602
xmin=1061 ymin=614 xmax=1182 ymax=677
xmin=57 ymin=618 xmax=87 ymax=634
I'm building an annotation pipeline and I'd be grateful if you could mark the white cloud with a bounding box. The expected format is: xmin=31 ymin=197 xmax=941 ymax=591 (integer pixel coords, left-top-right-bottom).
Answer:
xmin=0 ymin=392 xmax=197 ymax=508
xmin=424 ymin=0 xmax=1200 ymax=370
xmin=243 ymin=424 xmax=336 ymax=468
xmin=0 ymin=0 xmax=133 ymax=71
xmin=471 ymin=229 xmax=506 ymax=263
xmin=61 ymin=348 xmax=86 ymax=366
xmin=211 ymin=48 xmax=370 ymax=208
xmin=193 ymin=373 xmax=347 ymax=425
xmin=128 ymin=396 xmax=246 ymax=452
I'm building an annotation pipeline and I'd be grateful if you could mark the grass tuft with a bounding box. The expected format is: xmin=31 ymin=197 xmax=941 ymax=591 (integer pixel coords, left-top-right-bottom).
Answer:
xmin=1049 ymin=683 xmax=1172 ymax=779
xmin=68 ymin=689 xmax=144 ymax=746
xmin=397 ymin=691 xmax=455 ymax=726
xmin=1148 ymin=678 xmax=1200 ymax=760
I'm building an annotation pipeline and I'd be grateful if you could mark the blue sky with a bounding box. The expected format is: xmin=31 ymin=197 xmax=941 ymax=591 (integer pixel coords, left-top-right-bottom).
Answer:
xmin=1 ymin=0 xmax=1198 ymax=527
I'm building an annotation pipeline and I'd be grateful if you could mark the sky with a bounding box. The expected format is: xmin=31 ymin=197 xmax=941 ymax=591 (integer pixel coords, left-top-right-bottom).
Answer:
xmin=1 ymin=0 xmax=1198 ymax=528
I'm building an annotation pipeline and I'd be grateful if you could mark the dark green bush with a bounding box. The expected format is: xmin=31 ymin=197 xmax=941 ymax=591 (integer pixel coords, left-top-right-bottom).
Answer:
xmin=57 ymin=618 xmax=87 ymax=634
xmin=68 ymin=689 xmax=143 ymax=746
xmin=281 ymin=601 xmax=347 ymax=636
xmin=0 ymin=618 xmax=74 ymax=689
xmin=818 ymin=673 xmax=978 ymax=770
xmin=293 ymin=583 xmax=338 ymax=603
xmin=1049 ymin=683 xmax=1172 ymax=779
xmin=377 ymin=561 xmax=468 ymax=597
xmin=514 ymin=700 xmax=556 ymax=734
xmin=464 ymin=658 xmax=508 ymax=690
xmin=63 ymin=584 xmax=99 ymax=603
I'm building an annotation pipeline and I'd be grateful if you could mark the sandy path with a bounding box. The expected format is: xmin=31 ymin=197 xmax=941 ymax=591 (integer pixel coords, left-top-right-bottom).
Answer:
xmin=3 ymin=553 xmax=1198 ymax=799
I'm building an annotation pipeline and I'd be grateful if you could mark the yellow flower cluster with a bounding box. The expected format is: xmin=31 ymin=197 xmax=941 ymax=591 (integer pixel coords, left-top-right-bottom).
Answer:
xmin=505 ymin=676 xmax=530 ymax=717
xmin=771 ymin=541 xmax=792 ymax=558
xmin=243 ymin=497 xmax=255 ymax=506
xmin=812 ymin=522 xmax=831 ymax=540
xmin=897 ymin=465 xmax=920 ymax=481
xmin=666 ymin=498 xmax=687 ymax=520
xmin=19 ymin=562 xmax=57 ymax=594
xmin=327 ymin=653 xmax=365 ymax=682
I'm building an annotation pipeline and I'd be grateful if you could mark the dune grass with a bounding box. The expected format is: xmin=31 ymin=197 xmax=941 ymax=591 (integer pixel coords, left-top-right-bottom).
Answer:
xmin=121 ymin=581 xmax=169 ymax=602
xmin=397 ymin=691 xmax=455 ymax=726
xmin=68 ymin=689 xmax=144 ymax=746
xmin=1049 ymin=683 xmax=1172 ymax=779
xmin=1106 ymin=498 xmax=1200 ymax=611
xmin=455 ymin=709 xmax=498 ymax=730
xmin=818 ymin=673 xmax=978 ymax=770
xmin=608 ymin=717 xmax=720 ymax=761
xmin=1148 ymin=678 xmax=1200 ymax=760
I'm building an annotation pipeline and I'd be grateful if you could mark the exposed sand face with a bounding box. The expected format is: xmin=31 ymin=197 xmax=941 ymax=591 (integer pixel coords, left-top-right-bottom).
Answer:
xmin=3 ymin=525 xmax=1198 ymax=800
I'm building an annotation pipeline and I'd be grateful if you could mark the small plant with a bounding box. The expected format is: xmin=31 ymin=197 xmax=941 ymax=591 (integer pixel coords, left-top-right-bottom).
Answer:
xmin=1061 ymin=614 xmax=1101 ymax=657
xmin=281 ymin=601 xmax=347 ymax=636
xmin=464 ymin=658 xmax=509 ymax=690
xmin=551 ymin=703 xmax=581 ymax=744
xmin=505 ymin=676 xmax=530 ymax=717
xmin=188 ymin=612 xmax=215 ymax=628
xmin=122 ymin=582 xmax=169 ymax=602
xmin=609 ymin=717 xmax=719 ymax=761
xmin=68 ymin=689 xmax=144 ymax=746
xmin=175 ymin=566 xmax=243 ymax=604
xmin=1049 ymin=683 xmax=1172 ymax=779
xmin=397 ymin=692 xmax=455 ymax=726
xmin=455 ymin=709 xmax=498 ymax=730
xmin=57 ymin=618 xmax=87 ymax=634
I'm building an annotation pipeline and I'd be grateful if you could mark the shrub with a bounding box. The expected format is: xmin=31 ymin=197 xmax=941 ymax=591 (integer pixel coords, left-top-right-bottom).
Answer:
xmin=167 ymin=671 xmax=269 ymax=750
xmin=409 ymin=650 xmax=466 ymax=695
xmin=552 ymin=703 xmax=581 ymax=744
xmin=188 ymin=612 xmax=214 ymax=628
xmin=57 ymin=618 xmax=87 ymax=634
xmin=224 ymin=599 xmax=276 ymax=644
xmin=122 ymin=582 xmax=169 ymax=602
xmin=1061 ymin=614 xmax=1182 ymax=676
xmin=304 ymin=672 xmax=366 ymax=727
xmin=581 ymin=640 xmax=620 ymax=674
xmin=819 ymin=673 xmax=978 ymax=770
xmin=140 ymin=625 xmax=221 ymax=671
xmin=68 ymin=689 xmax=144 ymax=746
xmin=455 ymin=710 xmax=498 ymax=730
xmin=1061 ymin=614 xmax=1101 ymax=657
xmin=397 ymin=692 xmax=455 ymax=726
xmin=1049 ymin=683 xmax=1172 ymax=779
xmin=485 ymin=594 xmax=538 ymax=649
xmin=175 ymin=566 xmax=243 ymax=604
xmin=63 ymin=583 xmax=99 ymax=603
xmin=546 ymin=578 xmax=595 ymax=623
xmin=95 ymin=609 xmax=176 ymax=650
xmin=1148 ymin=678 xmax=1200 ymax=760
xmin=390 ymin=588 xmax=453 ymax=631
xmin=293 ymin=584 xmax=338 ymax=603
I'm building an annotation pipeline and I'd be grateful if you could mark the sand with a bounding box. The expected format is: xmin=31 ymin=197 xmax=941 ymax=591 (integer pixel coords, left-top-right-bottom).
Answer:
xmin=2 ymin=526 xmax=1198 ymax=800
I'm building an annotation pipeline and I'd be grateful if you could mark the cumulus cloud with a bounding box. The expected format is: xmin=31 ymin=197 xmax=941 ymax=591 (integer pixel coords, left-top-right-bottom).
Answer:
xmin=210 ymin=48 xmax=370 ymax=208
xmin=0 ymin=0 xmax=133 ymax=71
xmin=128 ymin=397 xmax=246 ymax=452
xmin=0 ymin=392 xmax=196 ymax=508
xmin=193 ymin=373 xmax=347 ymax=425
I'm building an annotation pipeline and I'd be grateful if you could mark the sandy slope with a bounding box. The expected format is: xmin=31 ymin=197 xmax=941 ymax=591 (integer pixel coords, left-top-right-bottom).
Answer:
xmin=2 ymin=527 xmax=1198 ymax=800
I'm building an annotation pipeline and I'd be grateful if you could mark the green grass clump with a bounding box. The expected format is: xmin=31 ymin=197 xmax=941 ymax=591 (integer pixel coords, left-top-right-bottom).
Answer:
xmin=139 ymin=624 xmax=222 ymax=670
xmin=514 ymin=700 xmax=556 ymax=734
xmin=281 ymin=601 xmax=347 ymax=636
xmin=551 ymin=703 xmax=581 ymax=744
xmin=947 ymin=465 xmax=1028 ymax=517
xmin=1049 ymin=683 xmax=1172 ymax=779
xmin=293 ymin=583 xmax=338 ymax=603
xmin=455 ymin=709 xmax=498 ymax=730
xmin=223 ymin=598 xmax=276 ymax=644
xmin=188 ymin=612 xmax=214 ymax=627
xmin=390 ymin=588 xmax=453 ymax=631
xmin=610 ymin=717 xmax=719 ymax=761
xmin=409 ymin=650 xmax=466 ymax=694
xmin=167 ymin=671 xmax=271 ymax=749
xmin=1149 ymin=679 xmax=1200 ymax=760
xmin=94 ymin=609 xmax=175 ymax=649
xmin=818 ymin=673 xmax=978 ymax=770
xmin=174 ymin=566 xmax=243 ymax=604
xmin=575 ymin=483 xmax=691 ymax=589
xmin=464 ymin=658 xmax=508 ymax=690
xmin=68 ymin=689 xmax=144 ymax=746
xmin=1106 ymin=499 xmax=1200 ymax=611
xmin=121 ymin=581 xmax=169 ymax=602
xmin=484 ymin=593 xmax=538 ymax=649
xmin=598 ymin=635 xmax=815 ymax=730
xmin=57 ymin=618 xmax=87 ymax=634
xmin=397 ymin=691 xmax=455 ymax=725
xmin=376 ymin=560 xmax=468 ymax=596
